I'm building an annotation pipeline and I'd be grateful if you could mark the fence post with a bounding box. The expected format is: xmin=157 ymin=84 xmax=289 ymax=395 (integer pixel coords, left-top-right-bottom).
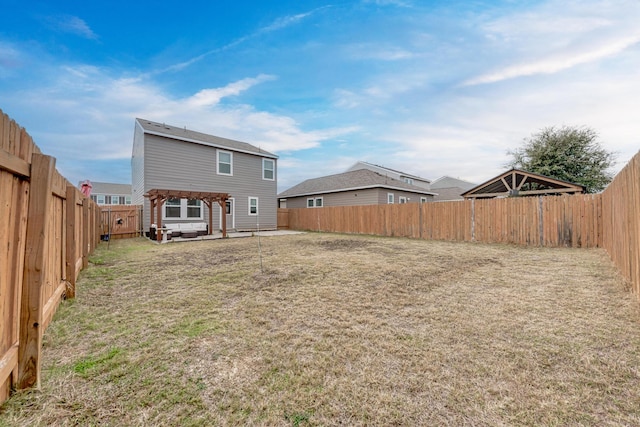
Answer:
xmin=538 ymin=197 xmax=544 ymax=246
xmin=471 ymin=199 xmax=475 ymax=242
xmin=65 ymin=185 xmax=78 ymax=299
xmin=82 ymin=198 xmax=89 ymax=268
xmin=18 ymin=153 xmax=55 ymax=389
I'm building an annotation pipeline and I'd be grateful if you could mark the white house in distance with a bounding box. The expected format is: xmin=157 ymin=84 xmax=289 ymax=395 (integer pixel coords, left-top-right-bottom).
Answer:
xmin=79 ymin=181 xmax=133 ymax=205
xmin=131 ymin=118 xmax=278 ymax=233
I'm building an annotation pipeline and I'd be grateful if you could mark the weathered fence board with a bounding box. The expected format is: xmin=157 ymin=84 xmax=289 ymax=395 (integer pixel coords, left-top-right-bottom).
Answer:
xmin=99 ymin=205 xmax=143 ymax=239
xmin=282 ymin=194 xmax=603 ymax=248
xmin=0 ymin=109 xmax=101 ymax=404
xmin=601 ymin=151 xmax=640 ymax=298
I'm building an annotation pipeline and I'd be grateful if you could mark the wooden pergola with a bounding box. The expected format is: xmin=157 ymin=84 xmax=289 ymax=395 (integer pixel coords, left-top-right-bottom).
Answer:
xmin=144 ymin=189 xmax=230 ymax=241
xmin=462 ymin=169 xmax=585 ymax=199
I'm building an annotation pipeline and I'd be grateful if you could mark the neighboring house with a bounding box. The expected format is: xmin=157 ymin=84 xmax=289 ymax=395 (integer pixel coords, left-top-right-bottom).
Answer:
xmin=430 ymin=176 xmax=477 ymax=202
xmin=278 ymin=169 xmax=436 ymax=208
xmin=346 ymin=161 xmax=432 ymax=190
xmin=462 ymin=169 xmax=585 ymax=199
xmin=132 ymin=118 xmax=278 ymax=232
xmin=79 ymin=181 xmax=133 ymax=205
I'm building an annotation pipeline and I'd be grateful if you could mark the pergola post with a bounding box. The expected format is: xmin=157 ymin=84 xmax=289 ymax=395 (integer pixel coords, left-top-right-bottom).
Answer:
xmin=218 ymin=200 xmax=227 ymax=238
xmin=156 ymin=198 xmax=163 ymax=242
xmin=150 ymin=199 xmax=155 ymax=229
xmin=208 ymin=201 xmax=213 ymax=236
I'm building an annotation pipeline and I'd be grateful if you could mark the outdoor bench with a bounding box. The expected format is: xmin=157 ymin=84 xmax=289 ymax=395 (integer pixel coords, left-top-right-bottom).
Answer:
xmin=165 ymin=222 xmax=208 ymax=238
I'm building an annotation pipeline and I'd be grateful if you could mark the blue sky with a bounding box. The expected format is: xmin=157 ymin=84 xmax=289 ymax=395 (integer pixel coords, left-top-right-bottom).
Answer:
xmin=1 ymin=0 xmax=638 ymax=192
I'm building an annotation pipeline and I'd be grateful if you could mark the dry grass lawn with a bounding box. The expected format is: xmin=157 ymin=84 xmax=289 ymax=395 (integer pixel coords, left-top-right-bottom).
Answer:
xmin=1 ymin=232 xmax=640 ymax=426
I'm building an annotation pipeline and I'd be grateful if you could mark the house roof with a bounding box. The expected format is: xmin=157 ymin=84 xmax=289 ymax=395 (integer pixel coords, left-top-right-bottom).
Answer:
xmin=349 ymin=161 xmax=431 ymax=183
xmin=79 ymin=181 xmax=132 ymax=195
xmin=462 ymin=169 xmax=585 ymax=199
xmin=430 ymin=176 xmax=476 ymax=191
xmin=278 ymin=169 xmax=437 ymax=198
xmin=136 ymin=118 xmax=278 ymax=159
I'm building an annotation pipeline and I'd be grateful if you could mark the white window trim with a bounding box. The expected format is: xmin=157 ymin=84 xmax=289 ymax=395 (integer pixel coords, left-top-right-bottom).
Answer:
xmin=307 ymin=197 xmax=323 ymax=208
xmin=163 ymin=198 xmax=204 ymax=220
xmin=248 ymin=197 xmax=259 ymax=216
xmin=262 ymin=158 xmax=275 ymax=181
xmin=420 ymin=197 xmax=427 ymax=203
xmin=387 ymin=193 xmax=394 ymax=204
xmin=217 ymin=150 xmax=233 ymax=176
xmin=186 ymin=199 xmax=203 ymax=219
xmin=399 ymin=196 xmax=407 ymax=204
xmin=220 ymin=197 xmax=235 ymax=230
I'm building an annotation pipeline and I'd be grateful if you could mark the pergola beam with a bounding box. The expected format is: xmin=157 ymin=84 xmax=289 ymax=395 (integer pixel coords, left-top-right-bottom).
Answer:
xmin=144 ymin=189 xmax=230 ymax=241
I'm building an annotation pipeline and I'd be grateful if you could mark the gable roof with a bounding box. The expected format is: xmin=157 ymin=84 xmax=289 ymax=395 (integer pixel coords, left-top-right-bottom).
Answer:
xmin=278 ymin=169 xmax=437 ymax=198
xmin=348 ymin=161 xmax=431 ymax=183
xmin=462 ymin=169 xmax=585 ymax=199
xmin=136 ymin=118 xmax=277 ymax=159
xmin=430 ymin=176 xmax=476 ymax=191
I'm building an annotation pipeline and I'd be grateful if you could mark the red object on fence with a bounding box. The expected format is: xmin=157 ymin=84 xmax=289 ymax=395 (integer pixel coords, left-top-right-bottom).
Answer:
xmin=80 ymin=180 xmax=92 ymax=197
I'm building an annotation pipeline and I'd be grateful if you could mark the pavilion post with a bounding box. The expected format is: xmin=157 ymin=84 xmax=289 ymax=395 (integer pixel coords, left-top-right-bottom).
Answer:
xmin=218 ymin=200 xmax=227 ymax=238
xmin=149 ymin=199 xmax=155 ymax=230
xmin=208 ymin=201 xmax=213 ymax=235
xmin=156 ymin=198 xmax=163 ymax=242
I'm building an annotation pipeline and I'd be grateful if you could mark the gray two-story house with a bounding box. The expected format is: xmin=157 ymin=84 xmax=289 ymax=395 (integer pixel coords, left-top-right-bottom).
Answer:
xmin=132 ymin=118 xmax=278 ymax=233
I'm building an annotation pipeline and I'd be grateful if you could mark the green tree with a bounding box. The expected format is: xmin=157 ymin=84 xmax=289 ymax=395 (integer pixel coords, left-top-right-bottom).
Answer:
xmin=507 ymin=125 xmax=616 ymax=193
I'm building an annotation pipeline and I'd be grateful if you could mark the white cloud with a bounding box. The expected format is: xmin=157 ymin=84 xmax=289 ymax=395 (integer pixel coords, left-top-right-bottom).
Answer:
xmin=464 ymin=0 xmax=640 ymax=86
xmin=346 ymin=43 xmax=415 ymax=61
xmin=186 ymin=74 xmax=276 ymax=107
xmin=464 ymin=32 xmax=640 ymax=86
xmin=45 ymin=15 xmax=98 ymax=40
xmin=161 ymin=7 xmax=328 ymax=74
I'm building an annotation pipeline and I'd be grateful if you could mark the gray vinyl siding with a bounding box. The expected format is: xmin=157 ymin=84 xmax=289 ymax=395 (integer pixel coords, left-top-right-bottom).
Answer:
xmin=131 ymin=123 xmax=145 ymax=205
xmin=139 ymin=133 xmax=277 ymax=231
xmin=283 ymin=188 xmax=432 ymax=208
xmin=378 ymin=189 xmax=433 ymax=204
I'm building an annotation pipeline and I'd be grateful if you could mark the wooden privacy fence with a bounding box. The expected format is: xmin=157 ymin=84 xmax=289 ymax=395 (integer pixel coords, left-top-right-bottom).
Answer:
xmin=600 ymin=151 xmax=640 ymax=298
xmin=281 ymin=150 xmax=640 ymax=299
xmin=0 ymin=109 xmax=101 ymax=405
xmin=282 ymin=193 xmax=602 ymax=248
xmin=100 ymin=205 xmax=143 ymax=239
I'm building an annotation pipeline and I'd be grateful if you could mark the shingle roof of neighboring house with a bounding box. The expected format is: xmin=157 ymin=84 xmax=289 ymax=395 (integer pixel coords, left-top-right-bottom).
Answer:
xmin=79 ymin=181 xmax=132 ymax=195
xmin=349 ymin=161 xmax=431 ymax=183
xmin=278 ymin=169 xmax=437 ymax=198
xmin=136 ymin=118 xmax=278 ymax=159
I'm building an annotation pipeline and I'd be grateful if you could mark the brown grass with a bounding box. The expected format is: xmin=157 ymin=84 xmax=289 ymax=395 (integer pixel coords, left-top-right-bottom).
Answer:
xmin=1 ymin=233 xmax=640 ymax=426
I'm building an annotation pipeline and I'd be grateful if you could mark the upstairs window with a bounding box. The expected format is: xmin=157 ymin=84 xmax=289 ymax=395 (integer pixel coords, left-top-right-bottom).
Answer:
xmin=263 ymin=159 xmax=275 ymax=180
xmin=217 ymin=150 xmax=233 ymax=175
